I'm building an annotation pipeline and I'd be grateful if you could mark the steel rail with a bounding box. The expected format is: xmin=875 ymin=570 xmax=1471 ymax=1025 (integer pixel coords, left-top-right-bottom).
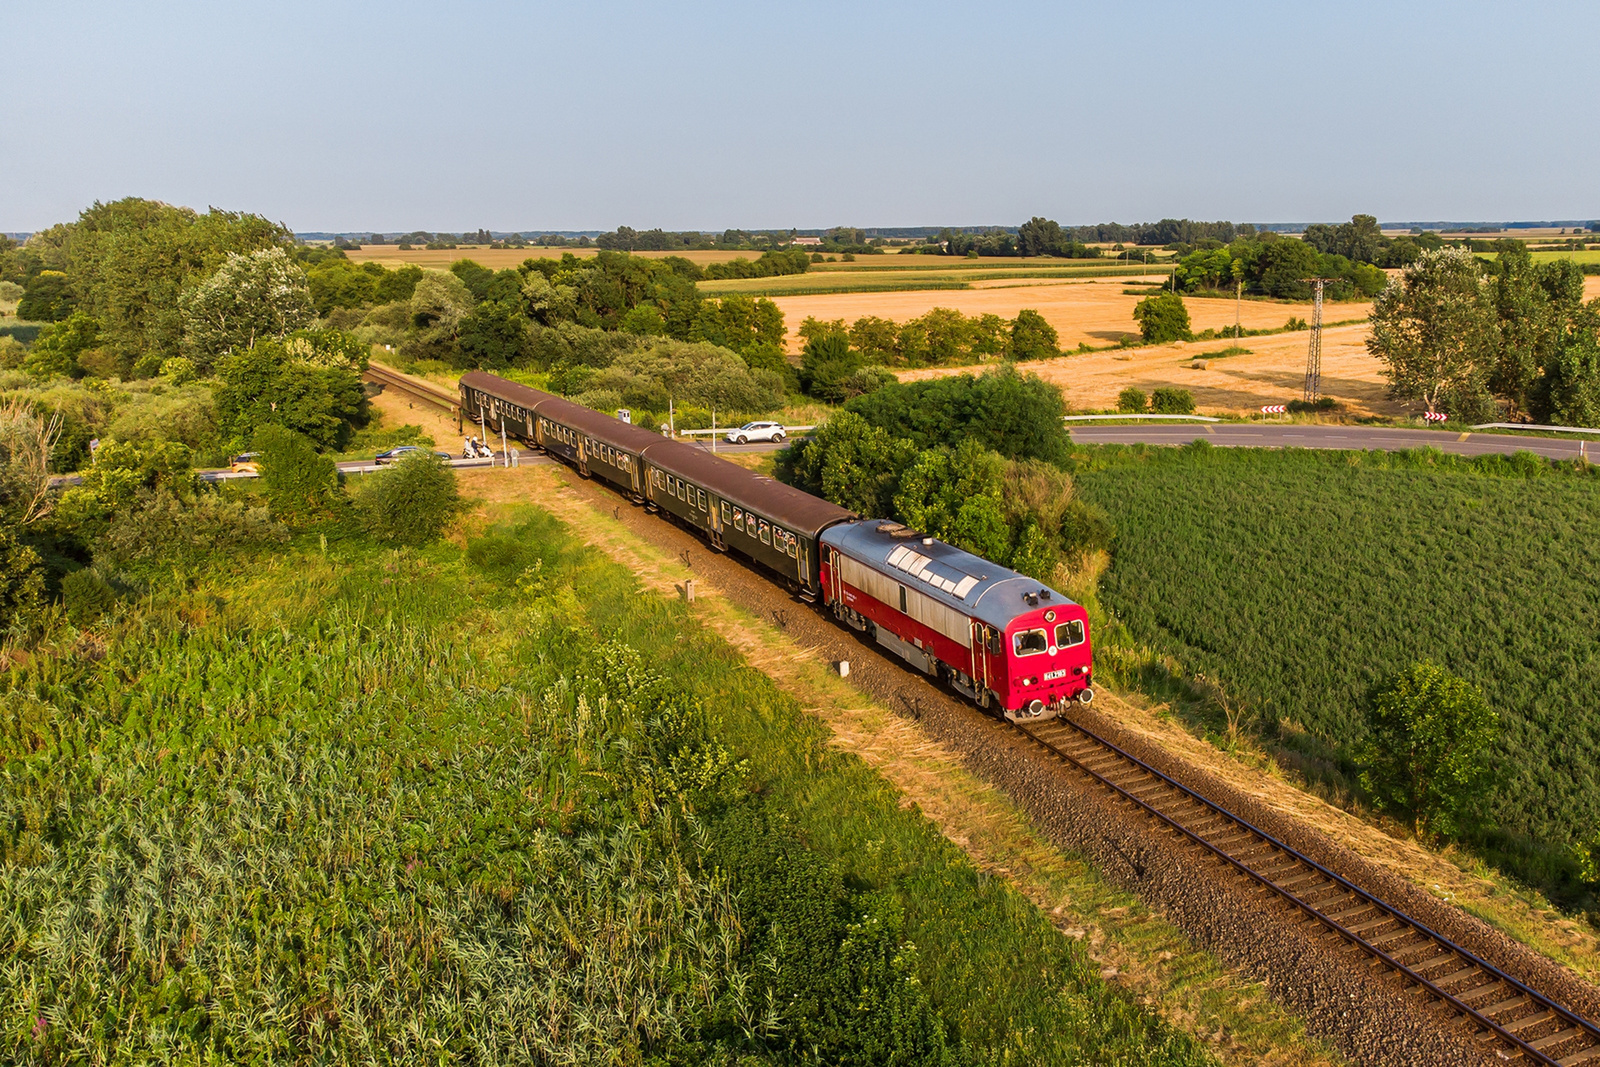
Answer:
xmin=363 ymin=364 xmax=459 ymax=414
xmin=1016 ymin=716 xmax=1600 ymax=1065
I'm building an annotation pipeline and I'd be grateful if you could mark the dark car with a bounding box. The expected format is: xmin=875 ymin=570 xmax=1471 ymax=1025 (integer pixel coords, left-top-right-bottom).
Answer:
xmin=374 ymin=446 xmax=452 ymax=464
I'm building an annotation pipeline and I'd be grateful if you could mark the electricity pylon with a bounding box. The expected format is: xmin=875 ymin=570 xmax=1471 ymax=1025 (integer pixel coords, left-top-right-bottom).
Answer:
xmin=1303 ymin=278 xmax=1326 ymax=403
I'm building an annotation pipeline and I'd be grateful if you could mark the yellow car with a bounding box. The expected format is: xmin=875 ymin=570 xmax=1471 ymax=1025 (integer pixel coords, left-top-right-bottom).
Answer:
xmin=229 ymin=452 xmax=262 ymax=474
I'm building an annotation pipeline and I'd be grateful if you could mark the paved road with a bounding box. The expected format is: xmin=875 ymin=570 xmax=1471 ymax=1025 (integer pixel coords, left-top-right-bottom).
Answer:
xmin=1068 ymin=423 xmax=1598 ymax=461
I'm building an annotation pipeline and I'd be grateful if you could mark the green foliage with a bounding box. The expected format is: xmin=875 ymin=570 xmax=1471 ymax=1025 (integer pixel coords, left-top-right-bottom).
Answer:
xmin=24 ymin=311 xmax=101 ymax=379
xmin=1358 ymin=662 xmax=1499 ymax=841
xmin=158 ymin=355 xmax=196 ymax=385
xmin=60 ymin=565 xmax=129 ymax=623
xmin=842 ymin=365 xmax=1070 ymax=464
xmin=1133 ymin=293 xmax=1192 ymax=343
xmin=692 ymin=293 xmax=786 ymax=355
xmin=303 ymin=257 xmax=422 ymax=315
xmin=179 ymin=247 xmax=316 ymax=372
xmin=254 ymin=424 xmax=338 ymax=523
xmin=569 ymin=339 xmax=787 ymax=417
xmin=1150 ymin=387 xmax=1195 ymax=414
xmin=0 ymin=508 xmax=1208 ymax=1065
xmin=894 ymin=441 xmax=1012 ymax=562
xmin=1117 ymin=387 xmax=1148 ymax=413
xmin=212 ymin=339 xmax=369 ymax=451
xmin=1368 ymin=248 xmax=1496 ymax=416
xmin=702 ymin=248 xmax=812 ymax=280
xmin=350 ymin=451 xmax=462 ymax=545
xmin=0 ymin=522 xmax=45 ymax=631
xmin=58 ymin=198 xmax=293 ymax=374
xmin=775 ymin=410 xmax=916 ymax=517
xmin=17 ymin=269 xmax=74 ymax=322
xmin=1072 ymin=444 xmax=1600 ymax=862
xmin=1009 ymin=308 xmax=1059 ymax=361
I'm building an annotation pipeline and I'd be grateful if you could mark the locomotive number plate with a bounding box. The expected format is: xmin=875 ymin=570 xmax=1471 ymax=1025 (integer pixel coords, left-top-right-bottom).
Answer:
xmin=1044 ymin=669 xmax=1067 ymax=681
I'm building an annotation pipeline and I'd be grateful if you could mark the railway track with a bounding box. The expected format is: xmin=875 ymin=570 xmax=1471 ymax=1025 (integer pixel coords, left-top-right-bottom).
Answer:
xmin=364 ymin=363 xmax=459 ymax=415
xmin=1016 ymin=715 xmax=1600 ymax=1065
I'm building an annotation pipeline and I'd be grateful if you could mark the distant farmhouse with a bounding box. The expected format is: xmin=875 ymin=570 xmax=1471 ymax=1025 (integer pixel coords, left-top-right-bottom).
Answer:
xmin=790 ymin=235 xmax=822 ymax=247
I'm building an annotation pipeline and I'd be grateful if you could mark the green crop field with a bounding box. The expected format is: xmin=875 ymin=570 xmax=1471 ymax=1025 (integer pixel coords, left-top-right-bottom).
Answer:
xmin=1071 ymin=444 xmax=1600 ymax=875
xmin=0 ymin=503 xmax=1207 ymax=1065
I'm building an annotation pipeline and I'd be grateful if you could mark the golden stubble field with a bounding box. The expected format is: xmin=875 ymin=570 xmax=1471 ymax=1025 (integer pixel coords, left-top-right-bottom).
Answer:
xmin=770 ymin=279 xmax=1373 ymax=354
xmin=896 ymin=324 xmax=1396 ymax=417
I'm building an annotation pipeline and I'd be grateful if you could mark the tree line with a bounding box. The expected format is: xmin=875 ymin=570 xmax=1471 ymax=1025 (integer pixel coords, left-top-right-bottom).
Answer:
xmin=1369 ymin=245 xmax=1600 ymax=424
xmin=794 ymin=308 xmax=1060 ymax=401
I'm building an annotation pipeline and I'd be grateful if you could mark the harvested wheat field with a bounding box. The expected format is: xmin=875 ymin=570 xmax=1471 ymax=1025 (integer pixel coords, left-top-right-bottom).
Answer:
xmin=770 ymin=279 xmax=1372 ymax=353
xmin=898 ymin=322 xmax=1399 ymax=417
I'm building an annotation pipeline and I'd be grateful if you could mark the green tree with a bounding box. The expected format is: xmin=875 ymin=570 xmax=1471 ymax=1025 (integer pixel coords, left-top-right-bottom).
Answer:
xmin=213 ymin=340 xmax=369 ymax=450
xmin=17 ymin=270 xmax=74 ymax=321
xmin=254 ymin=424 xmax=337 ymax=524
xmin=180 ymin=247 xmax=315 ymax=372
xmin=24 ymin=311 xmax=101 ymax=379
xmin=1132 ymin=293 xmax=1191 ymax=343
xmin=800 ymin=328 xmax=864 ymax=402
xmin=351 ymin=450 xmax=462 ymax=545
xmin=64 ymin=198 xmax=293 ymax=375
xmin=1367 ymin=248 xmax=1496 ymax=417
xmin=776 ymin=410 xmax=916 ymax=517
xmin=1358 ymin=661 xmax=1499 ymax=841
xmin=1009 ymin=309 xmax=1059 ymax=361
xmin=1117 ymin=387 xmax=1148 ymax=413
xmin=893 ymin=440 xmax=1011 ymax=562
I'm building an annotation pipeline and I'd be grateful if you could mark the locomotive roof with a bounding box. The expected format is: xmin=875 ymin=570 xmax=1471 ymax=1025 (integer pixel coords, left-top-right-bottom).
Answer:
xmin=642 ymin=438 xmax=856 ymax=537
xmin=821 ymin=518 xmax=1076 ymax=631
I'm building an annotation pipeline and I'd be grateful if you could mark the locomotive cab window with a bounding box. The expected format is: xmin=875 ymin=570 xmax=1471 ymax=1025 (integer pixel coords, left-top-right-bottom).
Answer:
xmin=1054 ymin=620 xmax=1085 ymax=648
xmin=1013 ymin=629 xmax=1048 ymax=656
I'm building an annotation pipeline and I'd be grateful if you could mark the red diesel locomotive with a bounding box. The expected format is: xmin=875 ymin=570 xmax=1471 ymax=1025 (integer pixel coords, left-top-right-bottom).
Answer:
xmin=458 ymin=371 xmax=1092 ymax=720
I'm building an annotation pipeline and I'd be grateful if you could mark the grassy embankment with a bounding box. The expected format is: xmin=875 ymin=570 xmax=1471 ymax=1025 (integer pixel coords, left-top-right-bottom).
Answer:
xmin=0 ymin=495 xmax=1211 ymax=1065
xmin=1068 ymin=442 xmax=1600 ymax=918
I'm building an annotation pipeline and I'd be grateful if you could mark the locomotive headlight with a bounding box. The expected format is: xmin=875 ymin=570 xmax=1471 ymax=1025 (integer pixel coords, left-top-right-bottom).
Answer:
xmin=1044 ymin=609 xmax=1056 ymax=622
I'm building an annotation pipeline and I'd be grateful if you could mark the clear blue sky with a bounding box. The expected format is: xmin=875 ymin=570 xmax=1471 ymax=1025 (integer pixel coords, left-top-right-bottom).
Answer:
xmin=7 ymin=1 xmax=1598 ymax=233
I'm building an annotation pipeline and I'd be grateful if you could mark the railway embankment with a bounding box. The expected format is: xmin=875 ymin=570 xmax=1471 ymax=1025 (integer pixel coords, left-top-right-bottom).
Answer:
xmin=484 ymin=460 xmax=1600 ymax=1066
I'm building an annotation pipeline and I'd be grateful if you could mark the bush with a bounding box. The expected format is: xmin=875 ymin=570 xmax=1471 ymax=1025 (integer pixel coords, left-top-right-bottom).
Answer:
xmin=0 ymin=523 xmax=44 ymax=629
xmin=1288 ymin=397 xmax=1338 ymax=413
xmin=1117 ymin=387 xmax=1148 ymax=413
xmin=1132 ymin=293 xmax=1191 ymax=343
xmin=351 ymin=451 xmax=462 ymax=545
xmin=100 ymin=488 xmax=287 ymax=564
xmin=255 ymin=425 xmax=338 ymax=524
xmin=1358 ymin=661 xmax=1498 ymax=841
xmin=1009 ymin=309 xmax=1060 ymax=361
xmin=1150 ymin=387 xmax=1195 ymax=414
xmin=61 ymin=566 xmax=126 ymax=623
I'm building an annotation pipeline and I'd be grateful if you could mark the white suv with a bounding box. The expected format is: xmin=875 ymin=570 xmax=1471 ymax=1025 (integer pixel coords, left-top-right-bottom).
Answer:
xmin=724 ymin=421 xmax=786 ymax=444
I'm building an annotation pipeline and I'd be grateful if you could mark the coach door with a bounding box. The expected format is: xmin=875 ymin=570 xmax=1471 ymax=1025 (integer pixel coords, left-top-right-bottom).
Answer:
xmin=576 ymin=437 xmax=590 ymax=477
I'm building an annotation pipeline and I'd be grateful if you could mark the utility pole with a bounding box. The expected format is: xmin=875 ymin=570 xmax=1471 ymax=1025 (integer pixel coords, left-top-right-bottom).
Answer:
xmin=1303 ymin=278 xmax=1326 ymax=403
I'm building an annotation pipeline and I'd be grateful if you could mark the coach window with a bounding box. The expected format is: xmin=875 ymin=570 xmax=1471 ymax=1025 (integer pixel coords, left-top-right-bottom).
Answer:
xmin=1013 ymin=629 xmax=1048 ymax=656
xmin=722 ymin=501 xmax=732 ymax=522
xmin=678 ymin=480 xmax=688 ymax=501
xmin=733 ymin=508 xmax=743 ymax=530
xmin=759 ymin=521 xmax=770 ymax=544
xmin=1054 ymin=620 xmax=1085 ymax=648
xmin=697 ymin=489 xmax=706 ymax=511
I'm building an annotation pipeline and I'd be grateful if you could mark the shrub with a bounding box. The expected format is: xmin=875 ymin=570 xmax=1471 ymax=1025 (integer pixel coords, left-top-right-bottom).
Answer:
xmin=1132 ymin=293 xmax=1191 ymax=343
xmin=1009 ymin=309 xmax=1060 ymax=361
xmin=1358 ymin=662 xmax=1498 ymax=841
xmin=255 ymin=424 xmax=338 ymax=523
xmin=1287 ymin=397 xmax=1338 ymax=413
xmin=0 ymin=523 xmax=44 ymax=629
xmin=61 ymin=566 xmax=124 ymax=623
xmin=1117 ymin=387 xmax=1148 ymax=413
xmin=100 ymin=488 xmax=286 ymax=563
xmin=351 ymin=451 xmax=462 ymax=545
xmin=1150 ymin=387 xmax=1195 ymax=414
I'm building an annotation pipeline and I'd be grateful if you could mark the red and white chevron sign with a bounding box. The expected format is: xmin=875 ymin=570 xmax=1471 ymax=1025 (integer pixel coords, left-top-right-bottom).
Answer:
xmin=1423 ymin=411 xmax=1447 ymax=423
xmin=1261 ymin=405 xmax=1287 ymax=414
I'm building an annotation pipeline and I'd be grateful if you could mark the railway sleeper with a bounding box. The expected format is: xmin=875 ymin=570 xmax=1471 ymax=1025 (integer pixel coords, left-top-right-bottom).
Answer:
xmin=1530 ymin=1026 xmax=1588 ymax=1052
xmin=1558 ymin=1043 xmax=1600 ymax=1064
xmin=1500 ymin=1010 xmax=1555 ymax=1035
xmin=1429 ymin=965 xmax=1482 ymax=987
xmin=1322 ymin=900 xmax=1377 ymax=923
xmin=1347 ymin=914 xmax=1401 ymax=937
